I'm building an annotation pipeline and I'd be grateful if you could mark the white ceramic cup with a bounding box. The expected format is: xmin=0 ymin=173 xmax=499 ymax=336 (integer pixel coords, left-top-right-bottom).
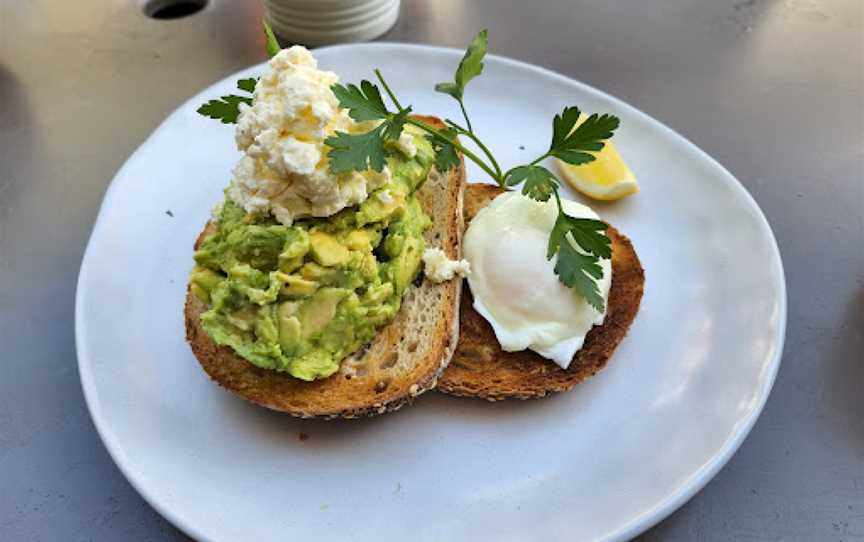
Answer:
xmin=263 ymin=0 xmax=400 ymax=46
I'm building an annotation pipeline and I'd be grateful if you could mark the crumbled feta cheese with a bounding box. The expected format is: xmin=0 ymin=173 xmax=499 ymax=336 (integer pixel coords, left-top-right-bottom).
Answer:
xmin=395 ymin=132 xmax=417 ymax=158
xmin=422 ymin=248 xmax=471 ymax=283
xmin=226 ymin=46 xmax=388 ymax=225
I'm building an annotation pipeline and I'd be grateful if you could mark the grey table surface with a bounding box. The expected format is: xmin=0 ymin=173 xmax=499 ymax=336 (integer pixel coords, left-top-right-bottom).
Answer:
xmin=1 ymin=0 xmax=862 ymax=540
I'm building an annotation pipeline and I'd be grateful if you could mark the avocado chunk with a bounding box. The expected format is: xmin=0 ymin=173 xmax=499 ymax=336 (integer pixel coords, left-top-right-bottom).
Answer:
xmin=226 ymin=305 xmax=258 ymax=331
xmin=357 ymin=191 xmax=403 ymax=226
xmin=352 ymin=251 xmax=379 ymax=282
xmin=289 ymin=348 xmax=339 ymax=381
xmin=299 ymin=288 xmax=348 ymax=339
xmin=388 ymin=159 xmax=427 ymax=194
xmin=345 ymin=229 xmax=372 ymax=251
xmin=224 ymin=225 xmax=290 ymax=271
xmin=277 ymin=301 xmax=302 ymax=355
xmin=192 ymin=239 xmax=224 ymax=272
xmin=279 ymin=273 xmax=318 ymax=298
xmin=254 ymin=305 xmax=280 ymax=347
xmin=299 ymin=262 xmax=327 ymax=280
xmin=382 ymin=232 xmax=404 ymax=259
xmin=364 ymin=303 xmax=397 ymax=324
xmin=391 ymin=236 xmax=423 ymax=295
xmin=189 ymin=267 xmax=223 ymax=302
xmin=278 ymin=228 xmax=310 ymax=273
xmin=190 ymin=267 xmax=223 ymax=291
xmin=309 ymin=232 xmax=349 ymax=267
xmin=227 ymin=264 xmax=280 ymax=305
xmin=363 ymin=282 xmax=394 ymax=305
xmin=209 ymin=280 xmax=245 ymax=313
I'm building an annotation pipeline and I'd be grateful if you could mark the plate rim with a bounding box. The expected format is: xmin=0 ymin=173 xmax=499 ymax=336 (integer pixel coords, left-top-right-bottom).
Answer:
xmin=75 ymin=41 xmax=787 ymax=542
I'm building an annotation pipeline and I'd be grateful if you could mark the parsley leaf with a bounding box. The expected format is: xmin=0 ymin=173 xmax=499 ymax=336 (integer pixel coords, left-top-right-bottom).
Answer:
xmin=196 ymin=94 xmax=253 ymax=124
xmin=554 ymin=236 xmax=606 ymax=312
xmin=332 ymin=81 xmax=390 ymax=122
xmin=435 ymin=29 xmax=488 ymax=100
xmin=429 ymin=128 xmax=460 ymax=172
xmin=547 ymin=211 xmax=610 ymax=311
xmin=326 ymin=79 xmax=413 ymax=173
xmin=326 ymin=79 xmax=414 ymax=173
xmin=384 ymin=106 xmax=412 ymax=140
xmin=237 ymin=78 xmax=257 ymax=93
xmin=551 ymin=106 xmax=583 ymax=151
xmin=567 ymin=219 xmax=611 ymax=259
xmin=547 ymin=213 xmax=611 ymax=259
xmin=435 ymin=141 xmax=460 ymax=172
xmin=262 ymin=20 xmax=281 ymax=58
xmin=324 ymin=126 xmax=386 ymax=174
xmin=548 ymin=107 xmax=620 ymax=165
xmin=504 ymin=165 xmax=558 ymax=201
xmin=330 ymin=80 xmax=410 ymax=139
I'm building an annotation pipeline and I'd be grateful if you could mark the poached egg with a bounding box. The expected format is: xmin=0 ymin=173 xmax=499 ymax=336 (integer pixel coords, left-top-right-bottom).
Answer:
xmin=463 ymin=191 xmax=612 ymax=368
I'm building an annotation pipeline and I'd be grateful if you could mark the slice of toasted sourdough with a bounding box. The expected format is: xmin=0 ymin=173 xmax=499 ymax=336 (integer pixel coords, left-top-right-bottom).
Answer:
xmin=185 ymin=116 xmax=465 ymax=419
xmin=437 ymin=184 xmax=644 ymax=401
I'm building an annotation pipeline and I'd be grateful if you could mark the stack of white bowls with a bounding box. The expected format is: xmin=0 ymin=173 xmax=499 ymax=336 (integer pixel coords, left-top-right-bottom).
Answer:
xmin=263 ymin=0 xmax=400 ymax=47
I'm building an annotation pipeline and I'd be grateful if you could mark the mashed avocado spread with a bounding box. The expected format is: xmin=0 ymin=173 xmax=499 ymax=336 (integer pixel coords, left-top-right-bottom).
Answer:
xmin=190 ymin=133 xmax=435 ymax=381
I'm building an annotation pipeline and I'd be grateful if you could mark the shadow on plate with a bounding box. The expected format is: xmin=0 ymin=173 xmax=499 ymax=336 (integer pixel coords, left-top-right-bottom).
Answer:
xmin=211 ymin=381 xmax=579 ymax=448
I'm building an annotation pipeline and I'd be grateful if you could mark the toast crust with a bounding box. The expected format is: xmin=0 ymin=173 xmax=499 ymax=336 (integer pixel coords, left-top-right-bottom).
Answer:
xmin=437 ymin=184 xmax=644 ymax=400
xmin=185 ymin=116 xmax=465 ymax=418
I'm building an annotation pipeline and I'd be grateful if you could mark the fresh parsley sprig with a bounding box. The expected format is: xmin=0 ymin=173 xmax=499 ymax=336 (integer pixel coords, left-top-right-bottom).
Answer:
xmin=434 ymin=30 xmax=487 ymax=133
xmin=195 ymin=24 xmax=621 ymax=311
xmin=547 ymin=190 xmax=612 ymax=309
xmin=322 ymin=81 xmax=412 ymax=173
xmin=196 ymin=78 xmax=256 ymax=123
xmin=326 ymin=30 xmax=619 ymax=310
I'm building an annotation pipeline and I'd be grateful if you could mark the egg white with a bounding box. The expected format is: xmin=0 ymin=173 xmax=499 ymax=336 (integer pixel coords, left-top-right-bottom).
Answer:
xmin=463 ymin=191 xmax=612 ymax=368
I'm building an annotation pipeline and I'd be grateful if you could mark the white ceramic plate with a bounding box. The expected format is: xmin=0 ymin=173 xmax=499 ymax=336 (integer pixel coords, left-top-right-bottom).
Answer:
xmin=76 ymin=44 xmax=786 ymax=542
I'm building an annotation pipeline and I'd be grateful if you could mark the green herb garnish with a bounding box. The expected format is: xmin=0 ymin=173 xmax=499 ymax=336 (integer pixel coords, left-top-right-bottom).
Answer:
xmin=322 ymin=81 xmax=412 ymax=173
xmin=196 ymin=81 xmax=253 ymax=124
xmin=328 ymin=30 xmax=620 ymax=310
xmin=547 ymin=199 xmax=612 ymax=310
xmin=434 ymin=29 xmax=487 ymax=132
xmin=196 ymin=25 xmax=620 ymax=311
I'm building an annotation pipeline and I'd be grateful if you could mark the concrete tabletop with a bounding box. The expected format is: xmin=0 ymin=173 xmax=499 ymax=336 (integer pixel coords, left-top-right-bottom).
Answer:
xmin=1 ymin=0 xmax=862 ymax=540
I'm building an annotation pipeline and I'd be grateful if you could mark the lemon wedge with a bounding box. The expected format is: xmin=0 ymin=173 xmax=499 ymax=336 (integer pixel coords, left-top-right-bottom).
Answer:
xmin=555 ymin=120 xmax=638 ymax=201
